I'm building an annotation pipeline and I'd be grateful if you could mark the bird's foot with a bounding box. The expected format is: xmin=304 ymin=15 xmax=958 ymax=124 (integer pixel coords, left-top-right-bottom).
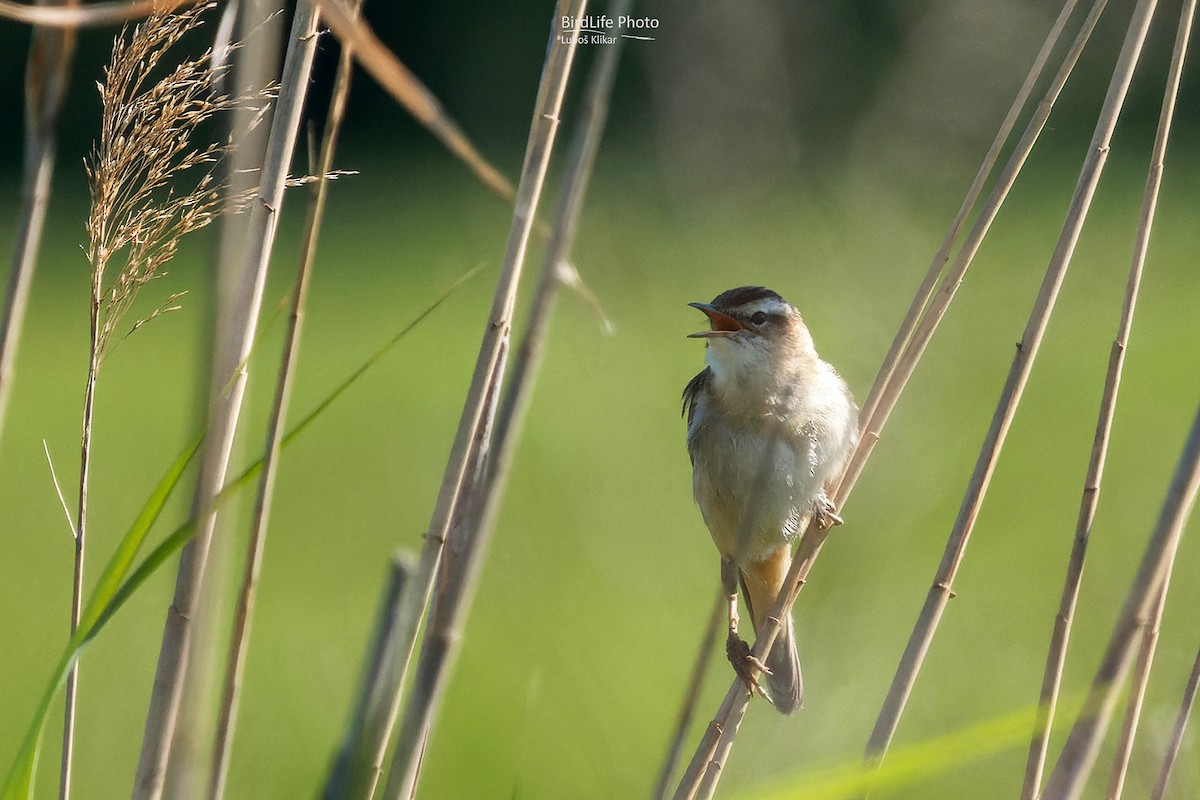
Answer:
xmin=726 ymin=633 xmax=771 ymax=701
xmin=814 ymin=494 xmax=844 ymax=530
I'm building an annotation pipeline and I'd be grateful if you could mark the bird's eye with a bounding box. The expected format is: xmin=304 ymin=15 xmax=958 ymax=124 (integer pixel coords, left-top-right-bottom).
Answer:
xmin=750 ymin=311 xmax=768 ymax=326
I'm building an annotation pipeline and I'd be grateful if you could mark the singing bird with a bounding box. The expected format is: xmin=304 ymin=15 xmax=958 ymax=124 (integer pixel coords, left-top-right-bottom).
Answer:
xmin=683 ymin=286 xmax=858 ymax=713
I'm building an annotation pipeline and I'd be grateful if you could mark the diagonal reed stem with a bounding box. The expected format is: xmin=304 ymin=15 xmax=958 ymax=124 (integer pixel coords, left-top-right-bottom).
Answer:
xmin=1105 ymin=578 xmax=1170 ymax=800
xmin=1023 ymin=1 xmax=1193 ymax=796
xmin=206 ymin=2 xmax=362 ymax=797
xmin=856 ymin=0 xmax=1081 ymax=432
xmin=841 ymin=0 xmax=1110 ymax=498
xmin=133 ymin=5 xmax=321 ymax=798
xmin=862 ymin=0 xmax=1159 ymax=782
xmin=1040 ymin=399 xmax=1200 ymax=800
xmin=1150 ymin=634 xmax=1200 ymax=800
xmin=314 ymin=0 xmax=514 ymax=202
xmin=382 ymin=7 xmax=624 ymax=795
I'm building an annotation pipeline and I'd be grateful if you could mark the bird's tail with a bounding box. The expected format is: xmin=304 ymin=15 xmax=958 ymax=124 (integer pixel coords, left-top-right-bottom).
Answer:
xmin=741 ymin=546 xmax=804 ymax=714
xmin=763 ymin=613 xmax=803 ymax=714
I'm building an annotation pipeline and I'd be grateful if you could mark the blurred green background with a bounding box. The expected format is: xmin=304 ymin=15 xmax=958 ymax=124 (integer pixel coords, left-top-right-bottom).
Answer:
xmin=3 ymin=1 xmax=1200 ymax=798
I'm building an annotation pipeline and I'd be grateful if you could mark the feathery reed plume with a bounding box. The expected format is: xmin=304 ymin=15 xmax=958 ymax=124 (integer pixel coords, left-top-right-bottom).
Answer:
xmin=63 ymin=6 xmax=269 ymax=798
xmin=87 ymin=3 xmax=273 ymax=359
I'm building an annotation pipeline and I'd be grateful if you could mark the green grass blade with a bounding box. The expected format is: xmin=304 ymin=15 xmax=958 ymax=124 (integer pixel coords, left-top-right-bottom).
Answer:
xmin=2 ymin=269 xmax=478 ymax=800
xmin=2 ymin=434 xmax=203 ymax=800
xmin=734 ymin=692 xmax=1090 ymax=800
xmin=79 ymin=432 xmax=204 ymax=633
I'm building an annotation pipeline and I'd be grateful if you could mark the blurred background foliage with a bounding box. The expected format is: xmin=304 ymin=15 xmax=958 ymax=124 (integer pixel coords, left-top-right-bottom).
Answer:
xmin=2 ymin=0 xmax=1200 ymax=798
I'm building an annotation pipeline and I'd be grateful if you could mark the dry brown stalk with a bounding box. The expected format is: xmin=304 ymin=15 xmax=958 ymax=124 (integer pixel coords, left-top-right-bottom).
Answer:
xmin=1040 ymin=395 xmax=1200 ymax=800
xmin=366 ymin=3 xmax=587 ymax=794
xmin=862 ymin=0 xmax=1159 ymax=781
xmin=206 ymin=2 xmax=361 ymax=797
xmin=0 ymin=0 xmax=196 ymax=27
xmin=133 ymin=4 xmax=321 ymax=797
xmin=315 ymin=0 xmax=514 ymax=202
xmin=1150 ymin=638 xmax=1200 ymax=800
xmin=383 ymin=7 xmax=621 ymax=794
xmin=1023 ymin=0 xmax=1193 ymax=795
xmin=672 ymin=4 xmax=1113 ymax=797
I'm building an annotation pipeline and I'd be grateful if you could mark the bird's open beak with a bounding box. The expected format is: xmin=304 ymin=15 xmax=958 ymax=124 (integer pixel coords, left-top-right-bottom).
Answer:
xmin=687 ymin=302 xmax=743 ymax=338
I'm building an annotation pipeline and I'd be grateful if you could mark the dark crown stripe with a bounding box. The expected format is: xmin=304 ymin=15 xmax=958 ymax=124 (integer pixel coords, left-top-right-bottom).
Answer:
xmin=711 ymin=285 xmax=783 ymax=310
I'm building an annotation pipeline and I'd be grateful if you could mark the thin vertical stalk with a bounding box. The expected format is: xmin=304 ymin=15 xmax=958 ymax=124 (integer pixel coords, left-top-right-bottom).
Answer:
xmin=206 ymin=2 xmax=360 ymax=796
xmin=841 ymin=0 xmax=1110 ymax=497
xmin=863 ymin=0 xmax=1159 ymax=779
xmin=1105 ymin=579 xmax=1171 ymax=800
xmin=61 ymin=298 xmax=98 ymax=800
xmin=0 ymin=0 xmax=77 ymax=447
xmin=133 ymin=5 xmax=321 ymax=798
xmin=359 ymin=3 xmax=587 ymax=794
xmin=1024 ymin=0 xmax=1193 ymax=795
xmin=1040 ymin=397 xmax=1200 ymax=800
xmin=857 ymin=0 xmax=1080 ymax=430
xmin=1150 ymin=638 xmax=1200 ymax=800
xmin=167 ymin=5 xmax=285 ymax=795
xmin=383 ymin=7 xmax=622 ymax=797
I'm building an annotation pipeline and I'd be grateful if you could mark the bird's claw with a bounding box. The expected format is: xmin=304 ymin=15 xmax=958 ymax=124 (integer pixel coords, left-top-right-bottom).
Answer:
xmin=815 ymin=495 xmax=844 ymax=530
xmin=726 ymin=633 xmax=771 ymax=701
